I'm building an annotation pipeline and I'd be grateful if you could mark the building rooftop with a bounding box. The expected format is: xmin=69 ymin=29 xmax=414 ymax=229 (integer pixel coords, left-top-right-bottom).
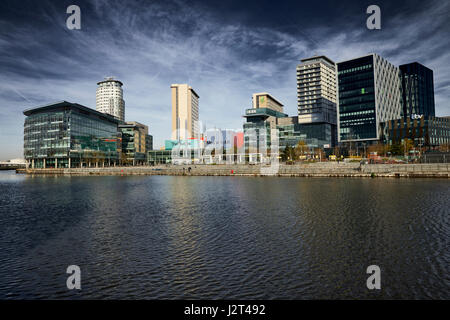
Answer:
xmin=119 ymin=121 xmax=148 ymax=130
xmin=171 ymin=84 xmax=200 ymax=98
xmin=244 ymin=107 xmax=288 ymax=119
xmin=23 ymin=101 xmax=120 ymax=123
xmin=252 ymin=92 xmax=284 ymax=107
xmin=97 ymin=77 xmax=123 ymax=86
xmin=300 ymin=55 xmax=335 ymax=65
xmin=399 ymin=62 xmax=433 ymax=72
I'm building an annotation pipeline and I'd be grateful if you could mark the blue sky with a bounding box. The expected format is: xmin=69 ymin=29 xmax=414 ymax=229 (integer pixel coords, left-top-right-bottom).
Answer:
xmin=0 ymin=0 xmax=449 ymax=159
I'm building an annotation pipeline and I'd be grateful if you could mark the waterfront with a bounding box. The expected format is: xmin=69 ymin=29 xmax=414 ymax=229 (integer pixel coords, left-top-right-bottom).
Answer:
xmin=17 ymin=162 xmax=450 ymax=178
xmin=0 ymin=170 xmax=448 ymax=299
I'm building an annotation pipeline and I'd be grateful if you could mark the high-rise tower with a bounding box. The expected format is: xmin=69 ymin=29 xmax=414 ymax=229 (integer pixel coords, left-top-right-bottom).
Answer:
xmin=296 ymin=55 xmax=338 ymax=147
xmin=399 ymin=62 xmax=435 ymax=119
xmin=96 ymin=77 xmax=125 ymax=122
xmin=297 ymin=56 xmax=337 ymax=125
xmin=171 ymin=84 xmax=199 ymax=140
xmin=337 ymin=53 xmax=402 ymax=143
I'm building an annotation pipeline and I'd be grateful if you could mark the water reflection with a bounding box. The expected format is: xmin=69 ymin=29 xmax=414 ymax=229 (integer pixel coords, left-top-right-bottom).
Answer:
xmin=0 ymin=173 xmax=448 ymax=299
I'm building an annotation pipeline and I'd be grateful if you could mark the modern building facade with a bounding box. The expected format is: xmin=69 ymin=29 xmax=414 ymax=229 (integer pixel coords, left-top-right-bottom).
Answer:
xmin=399 ymin=62 xmax=435 ymax=119
xmin=252 ymin=93 xmax=284 ymax=113
xmin=147 ymin=150 xmax=172 ymax=165
xmin=297 ymin=56 xmax=337 ymax=125
xmin=296 ymin=56 xmax=338 ymax=147
xmin=277 ymin=116 xmax=335 ymax=149
xmin=171 ymin=84 xmax=200 ymax=141
xmin=118 ymin=121 xmax=151 ymax=165
xmin=337 ymin=53 xmax=402 ymax=144
xmin=24 ymin=101 xmax=120 ymax=168
xmin=244 ymin=93 xmax=287 ymax=160
xmin=381 ymin=116 xmax=450 ymax=148
xmin=243 ymin=91 xmax=336 ymax=159
xmin=96 ymin=77 xmax=125 ymax=121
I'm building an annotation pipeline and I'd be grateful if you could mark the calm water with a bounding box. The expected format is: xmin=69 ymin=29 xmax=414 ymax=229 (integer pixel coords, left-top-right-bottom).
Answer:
xmin=0 ymin=170 xmax=448 ymax=299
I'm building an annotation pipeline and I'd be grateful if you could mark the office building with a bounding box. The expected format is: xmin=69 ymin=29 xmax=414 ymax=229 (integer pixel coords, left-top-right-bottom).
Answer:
xmin=297 ymin=55 xmax=337 ymax=125
xmin=381 ymin=116 xmax=450 ymax=148
xmin=252 ymin=92 xmax=284 ymax=113
xmin=277 ymin=116 xmax=335 ymax=149
xmin=337 ymin=53 xmax=402 ymax=144
xmin=243 ymin=93 xmax=287 ymax=161
xmin=296 ymin=56 xmax=338 ymax=147
xmin=171 ymin=84 xmax=200 ymax=140
xmin=243 ymin=92 xmax=336 ymax=161
xmin=24 ymin=101 xmax=120 ymax=168
xmin=147 ymin=150 xmax=172 ymax=165
xmin=399 ymin=62 xmax=435 ymax=119
xmin=118 ymin=121 xmax=151 ymax=165
xmin=96 ymin=77 xmax=125 ymax=121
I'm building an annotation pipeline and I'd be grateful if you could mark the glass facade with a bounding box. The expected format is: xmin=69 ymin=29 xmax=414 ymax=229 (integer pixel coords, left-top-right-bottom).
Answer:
xmin=147 ymin=150 xmax=172 ymax=165
xmin=399 ymin=62 xmax=435 ymax=119
xmin=381 ymin=116 xmax=450 ymax=148
xmin=244 ymin=121 xmax=272 ymax=155
xmin=243 ymin=111 xmax=335 ymax=157
xmin=338 ymin=55 xmax=377 ymax=141
xmin=278 ymin=123 xmax=334 ymax=149
xmin=118 ymin=123 xmax=149 ymax=165
xmin=24 ymin=102 xmax=120 ymax=168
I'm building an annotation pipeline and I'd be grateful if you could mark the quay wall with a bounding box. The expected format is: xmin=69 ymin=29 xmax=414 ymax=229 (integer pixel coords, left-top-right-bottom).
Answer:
xmin=17 ymin=163 xmax=450 ymax=178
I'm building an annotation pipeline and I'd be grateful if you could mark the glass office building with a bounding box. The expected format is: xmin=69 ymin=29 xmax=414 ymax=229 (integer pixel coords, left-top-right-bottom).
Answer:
xmin=118 ymin=122 xmax=150 ymax=165
xmin=337 ymin=54 xmax=402 ymax=144
xmin=24 ymin=101 xmax=120 ymax=168
xmin=243 ymin=107 xmax=287 ymax=159
xmin=399 ymin=62 xmax=435 ymax=119
xmin=278 ymin=122 xmax=334 ymax=149
xmin=381 ymin=116 xmax=450 ymax=148
xmin=244 ymin=109 xmax=334 ymax=159
xmin=338 ymin=55 xmax=376 ymax=141
xmin=147 ymin=150 xmax=172 ymax=165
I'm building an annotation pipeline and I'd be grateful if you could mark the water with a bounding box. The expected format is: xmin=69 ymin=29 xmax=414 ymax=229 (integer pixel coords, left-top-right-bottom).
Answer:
xmin=0 ymin=170 xmax=448 ymax=299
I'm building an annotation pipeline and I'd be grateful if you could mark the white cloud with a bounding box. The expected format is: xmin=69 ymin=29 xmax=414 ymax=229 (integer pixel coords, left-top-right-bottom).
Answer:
xmin=0 ymin=0 xmax=448 ymax=160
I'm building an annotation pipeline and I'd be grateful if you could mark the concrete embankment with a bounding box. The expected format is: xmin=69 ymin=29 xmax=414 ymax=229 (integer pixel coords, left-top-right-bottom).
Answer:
xmin=17 ymin=163 xmax=450 ymax=178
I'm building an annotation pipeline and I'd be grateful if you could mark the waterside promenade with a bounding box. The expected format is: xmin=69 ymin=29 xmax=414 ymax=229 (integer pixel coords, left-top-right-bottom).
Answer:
xmin=17 ymin=163 xmax=450 ymax=178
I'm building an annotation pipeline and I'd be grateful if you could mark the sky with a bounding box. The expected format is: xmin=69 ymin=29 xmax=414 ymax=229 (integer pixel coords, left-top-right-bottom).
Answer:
xmin=0 ymin=0 xmax=449 ymax=160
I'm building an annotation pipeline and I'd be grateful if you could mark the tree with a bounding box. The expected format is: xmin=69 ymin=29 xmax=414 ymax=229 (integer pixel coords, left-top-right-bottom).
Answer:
xmin=281 ymin=145 xmax=295 ymax=162
xmin=439 ymin=143 xmax=450 ymax=153
xmin=389 ymin=143 xmax=403 ymax=156
xmin=314 ymin=147 xmax=325 ymax=162
xmin=333 ymin=146 xmax=341 ymax=158
xmin=403 ymin=138 xmax=414 ymax=156
xmin=368 ymin=142 xmax=388 ymax=157
xmin=294 ymin=140 xmax=308 ymax=159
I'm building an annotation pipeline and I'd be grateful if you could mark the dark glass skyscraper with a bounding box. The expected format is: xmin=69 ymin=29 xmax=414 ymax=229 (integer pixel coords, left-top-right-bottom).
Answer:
xmin=337 ymin=55 xmax=376 ymax=141
xmin=337 ymin=54 xmax=402 ymax=143
xmin=399 ymin=62 xmax=435 ymax=119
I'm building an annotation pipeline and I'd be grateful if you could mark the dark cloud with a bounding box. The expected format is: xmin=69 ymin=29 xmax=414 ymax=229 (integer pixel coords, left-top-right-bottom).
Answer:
xmin=0 ymin=0 xmax=449 ymax=159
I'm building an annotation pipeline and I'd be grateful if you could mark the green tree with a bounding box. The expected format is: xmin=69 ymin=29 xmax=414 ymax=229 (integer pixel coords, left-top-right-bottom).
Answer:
xmin=389 ymin=143 xmax=403 ymax=155
xmin=403 ymin=138 xmax=414 ymax=156
xmin=294 ymin=140 xmax=308 ymax=159
xmin=281 ymin=145 xmax=295 ymax=162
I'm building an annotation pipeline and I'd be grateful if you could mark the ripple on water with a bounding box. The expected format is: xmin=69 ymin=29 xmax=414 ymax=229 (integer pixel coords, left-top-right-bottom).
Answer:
xmin=0 ymin=174 xmax=448 ymax=299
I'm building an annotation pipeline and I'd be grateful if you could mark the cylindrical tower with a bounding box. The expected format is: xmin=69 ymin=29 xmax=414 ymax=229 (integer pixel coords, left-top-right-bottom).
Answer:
xmin=96 ymin=77 xmax=125 ymax=121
